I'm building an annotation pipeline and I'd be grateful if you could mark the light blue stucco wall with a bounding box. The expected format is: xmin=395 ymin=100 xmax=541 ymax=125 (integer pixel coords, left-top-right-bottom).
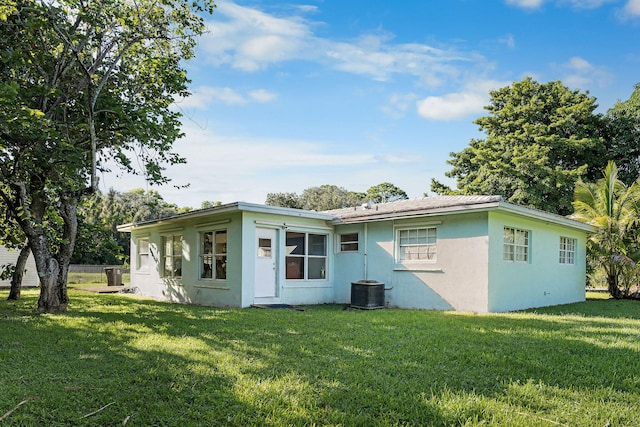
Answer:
xmin=130 ymin=209 xmax=337 ymax=308
xmin=239 ymin=211 xmax=336 ymax=307
xmin=129 ymin=211 xmax=244 ymax=307
xmin=487 ymin=211 xmax=587 ymax=312
xmin=334 ymin=212 xmax=491 ymax=311
xmin=127 ymin=204 xmax=588 ymax=312
xmin=331 ymin=223 xmax=366 ymax=303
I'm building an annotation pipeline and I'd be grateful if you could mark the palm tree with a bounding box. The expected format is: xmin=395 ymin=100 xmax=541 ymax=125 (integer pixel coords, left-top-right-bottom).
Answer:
xmin=572 ymin=161 xmax=640 ymax=298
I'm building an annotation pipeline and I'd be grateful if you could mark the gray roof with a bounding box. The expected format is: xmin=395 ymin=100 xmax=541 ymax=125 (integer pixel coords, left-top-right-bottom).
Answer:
xmin=325 ymin=195 xmax=504 ymax=222
xmin=324 ymin=195 xmax=594 ymax=232
xmin=118 ymin=195 xmax=595 ymax=233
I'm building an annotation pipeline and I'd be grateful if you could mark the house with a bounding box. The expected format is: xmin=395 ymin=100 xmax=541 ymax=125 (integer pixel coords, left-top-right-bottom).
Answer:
xmin=0 ymin=246 xmax=38 ymax=288
xmin=117 ymin=195 xmax=594 ymax=313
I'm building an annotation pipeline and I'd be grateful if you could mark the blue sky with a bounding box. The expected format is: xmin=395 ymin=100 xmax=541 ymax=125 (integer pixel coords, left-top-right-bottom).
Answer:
xmin=101 ymin=0 xmax=640 ymax=208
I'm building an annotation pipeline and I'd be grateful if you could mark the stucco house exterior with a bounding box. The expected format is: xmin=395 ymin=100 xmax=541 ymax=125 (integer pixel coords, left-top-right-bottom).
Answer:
xmin=117 ymin=195 xmax=594 ymax=313
xmin=0 ymin=246 xmax=38 ymax=288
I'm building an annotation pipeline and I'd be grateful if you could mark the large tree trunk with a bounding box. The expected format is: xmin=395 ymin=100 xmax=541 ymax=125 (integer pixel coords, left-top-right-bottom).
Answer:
xmin=29 ymin=234 xmax=65 ymax=313
xmin=12 ymin=184 xmax=80 ymax=313
xmin=55 ymin=197 xmax=79 ymax=305
xmin=7 ymin=245 xmax=31 ymax=301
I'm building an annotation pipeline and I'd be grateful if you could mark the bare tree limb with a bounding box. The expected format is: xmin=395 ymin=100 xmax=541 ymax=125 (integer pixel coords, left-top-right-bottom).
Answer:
xmin=80 ymin=401 xmax=116 ymax=419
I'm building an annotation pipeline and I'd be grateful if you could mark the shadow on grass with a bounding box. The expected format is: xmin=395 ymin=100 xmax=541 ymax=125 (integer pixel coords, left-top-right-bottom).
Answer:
xmin=2 ymin=290 xmax=640 ymax=426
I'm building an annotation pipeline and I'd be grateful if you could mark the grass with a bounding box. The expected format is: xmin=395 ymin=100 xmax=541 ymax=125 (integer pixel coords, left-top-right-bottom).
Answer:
xmin=1 ymin=290 xmax=639 ymax=426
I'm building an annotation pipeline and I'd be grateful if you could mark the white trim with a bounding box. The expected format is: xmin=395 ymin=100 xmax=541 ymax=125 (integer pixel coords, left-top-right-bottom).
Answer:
xmin=194 ymin=285 xmax=230 ymax=290
xmin=159 ymin=227 xmax=184 ymax=235
xmin=254 ymin=220 xmax=332 ymax=231
xmin=195 ymin=219 xmax=231 ymax=228
xmin=393 ymin=220 xmax=442 ymax=228
xmin=393 ymin=267 xmax=444 ymax=273
xmin=282 ymin=284 xmax=333 ymax=289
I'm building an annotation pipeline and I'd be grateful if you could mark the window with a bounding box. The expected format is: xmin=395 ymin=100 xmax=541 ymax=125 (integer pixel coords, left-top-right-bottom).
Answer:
xmin=339 ymin=233 xmax=359 ymax=252
xmin=504 ymin=227 xmax=529 ymax=262
xmin=286 ymin=232 xmax=327 ymax=280
xmin=397 ymin=227 xmax=437 ymax=261
xmin=559 ymin=237 xmax=576 ymax=265
xmin=258 ymin=238 xmax=272 ymax=258
xmin=137 ymin=238 xmax=149 ymax=271
xmin=201 ymin=230 xmax=227 ymax=280
xmin=162 ymin=235 xmax=182 ymax=278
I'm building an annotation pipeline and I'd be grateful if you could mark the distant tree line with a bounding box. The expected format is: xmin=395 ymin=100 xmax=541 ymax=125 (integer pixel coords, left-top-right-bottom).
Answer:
xmin=265 ymin=182 xmax=408 ymax=211
xmin=71 ymin=188 xmax=203 ymax=265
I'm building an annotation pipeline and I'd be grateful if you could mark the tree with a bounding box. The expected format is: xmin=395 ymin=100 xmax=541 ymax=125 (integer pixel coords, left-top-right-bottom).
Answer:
xmin=72 ymin=188 xmax=183 ymax=265
xmin=0 ymin=196 xmax=31 ymax=300
xmin=300 ymin=185 xmax=364 ymax=211
xmin=266 ymin=186 xmax=364 ymax=210
xmin=606 ymin=83 xmax=640 ymax=186
xmin=201 ymin=200 xmax=222 ymax=209
xmin=432 ymin=78 xmax=607 ymax=215
xmin=572 ymin=162 xmax=640 ymax=299
xmin=0 ymin=0 xmax=214 ymax=312
xmin=365 ymin=182 xmax=408 ymax=203
xmin=265 ymin=192 xmax=303 ymax=209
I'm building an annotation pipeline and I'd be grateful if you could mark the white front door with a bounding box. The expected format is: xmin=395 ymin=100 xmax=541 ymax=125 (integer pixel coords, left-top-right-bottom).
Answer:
xmin=255 ymin=228 xmax=277 ymax=298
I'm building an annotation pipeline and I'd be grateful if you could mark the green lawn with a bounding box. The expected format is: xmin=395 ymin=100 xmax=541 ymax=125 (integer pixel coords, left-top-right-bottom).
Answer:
xmin=1 ymin=290 xmax=639 ymax=426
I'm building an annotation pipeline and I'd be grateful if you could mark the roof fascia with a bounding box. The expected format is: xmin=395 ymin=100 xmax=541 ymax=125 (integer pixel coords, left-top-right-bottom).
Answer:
xmin=330 ymin=201 xmax=595 ymax=233
xmin=329 ymin=202 xmax=502 ymax=224
xmin=117 ymin=201 xmax=335 ymax=233
xmin=496 ymin=202 xmax=596 ymax=232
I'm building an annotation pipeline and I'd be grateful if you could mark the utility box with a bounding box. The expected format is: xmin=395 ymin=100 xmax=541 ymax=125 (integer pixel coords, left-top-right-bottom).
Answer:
xmin=351 ymin=280 xmax=385 ymax=309
xmin=104 ymin=267 xmax=123 ymax=286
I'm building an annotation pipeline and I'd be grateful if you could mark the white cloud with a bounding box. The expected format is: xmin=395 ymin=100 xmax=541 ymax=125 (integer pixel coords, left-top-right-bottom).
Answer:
xmin=507 ymin=0 xmax=618 ymax=10
xmin=98 ymin=123 xmax=429 ymax=207
xmin=498 ymin=34 xmax=516 ymax=49
xmin=557 ymin=56 xmax=612 ymax=88
xmin=416 ymin=80 xmax=507 ymax=121
xmin=249 ymin=89 xmax=278 ymax=103
xmin=202 ymin=2 xmax=312 ymax=71
xmin=202 ymin=2 xmax=479 ymax=86
xmin=505 ymin=0 xmax=546 ymax=9
xmin=174 ymin=86 xmax=278 ymax=109
xmin=381 ymin=93 xmax=419 ymax=119
xmin=417 ymin=92 xmax=487 ymax=121
xmin=623 ymin=0 xmax=640 ymax=16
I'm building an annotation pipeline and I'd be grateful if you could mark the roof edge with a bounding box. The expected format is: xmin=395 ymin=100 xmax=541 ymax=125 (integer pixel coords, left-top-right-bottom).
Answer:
xmin=116 ymin=201 xmax=334 ymax=232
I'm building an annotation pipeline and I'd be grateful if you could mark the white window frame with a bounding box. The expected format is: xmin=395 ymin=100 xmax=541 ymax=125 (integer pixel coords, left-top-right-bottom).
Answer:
xmin=338 ymin=233 xmax=359 ymax=253
xmin=285 ymin=231 xmax=328 ymax=281
xmin=395 ymin=226 xmax=437 ymax=263
xmin=559 ymin=236 xmax=576 ymax=265
xmin=503 ymin=227 xmax=529 ymax=263
xmin=162 ymin=234 xmax=183 ymax=278
xmin=137 ymin=238 xmax=149 ymax=272
xmin=200 ymin=229 xmax=227 ymax=280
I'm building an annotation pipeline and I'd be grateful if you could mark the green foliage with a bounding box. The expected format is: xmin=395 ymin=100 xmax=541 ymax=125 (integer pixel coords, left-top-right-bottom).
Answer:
xmin=300 ymin=185 xmax=364 ymax=210
xmin=605 ymin=83 xmax=640 ymax=185
xmin=0 ymin=0 xmax=214 ymax=311
xmin=265 ymin=192 xmax=304 ymax=209
xmin=434 ymin=78 xmax=607 ymax=215
xmin=266 ymin=186 xmax=365 ymax=210
xmin=365 ymin=182 xmax=408 ymax=203
xmin=266 ymin=183 xmax=410 ymax=210
xmin=2 ymin=291 xmax=640 ymax=426
xmin=200 ymin=200 xmax=222 ymax=209
xmin=72 ymin=188 xmax=182 ymax=264
xmin=572 ymin=161 xmax=640 ymax=298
